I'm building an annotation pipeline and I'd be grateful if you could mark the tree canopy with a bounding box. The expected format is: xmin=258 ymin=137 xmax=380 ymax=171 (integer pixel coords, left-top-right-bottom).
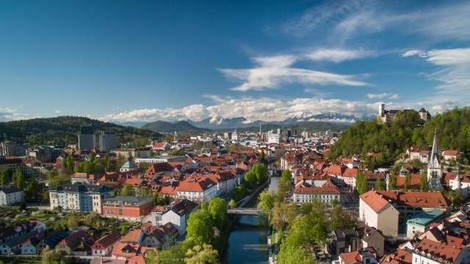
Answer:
xmin=329 ymin=108 xmax=470 ymax=168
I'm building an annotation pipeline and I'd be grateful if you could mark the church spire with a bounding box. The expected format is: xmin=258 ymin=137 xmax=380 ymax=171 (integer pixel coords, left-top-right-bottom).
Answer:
xmin=427 ymin=129 xmax=443 ymax=191
xmin=431 ymin=129 xmax=438 ymax=157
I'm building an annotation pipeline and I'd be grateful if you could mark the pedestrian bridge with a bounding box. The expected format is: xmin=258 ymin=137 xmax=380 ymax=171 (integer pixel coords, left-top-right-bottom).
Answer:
xmin=227 ymin=208 xmax=262 ymax=216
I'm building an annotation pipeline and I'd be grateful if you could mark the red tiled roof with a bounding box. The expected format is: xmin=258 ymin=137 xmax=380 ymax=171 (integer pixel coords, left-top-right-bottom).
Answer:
xmin=360 ymin=190 xmax=391 ymax=213
xmin=415 ymin=238 xmax=462 ymax=263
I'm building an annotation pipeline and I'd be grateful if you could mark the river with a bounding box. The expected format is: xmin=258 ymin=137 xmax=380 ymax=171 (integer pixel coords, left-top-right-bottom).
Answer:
xmin=224 ymin=177 xmax=279 ymax=264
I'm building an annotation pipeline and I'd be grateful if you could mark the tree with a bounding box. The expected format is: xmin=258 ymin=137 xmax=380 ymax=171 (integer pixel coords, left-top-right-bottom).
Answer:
xmin=374 ymin=177 xmax=385 ymax=191
xmin=13 ymin=168 xmax=25 ymax=189
xmin=253 ymin=163 xmax=268 ymax=185
xmin=243 ymin=171 xmax=257 ymax=190
xmin=207 ymin=198 xmax=228 ymax=231
xmin=278 ymin=170 xmax=292 ymax=200
xmin=0 ymin=169 xmax=9 ymax=185
xmin=329 ymin=204 xmax=354 ymax=231
xmin=389 ymin=173 xmax=397 ymax=190
xmin=184 ymin=244 xmax=219 ymax=264
xmin=186 ymin=210 xmax=214 ymax=245
xmin=404 ymin=172 xmax=411 ymax=191
xmin=420 ymin=173 xmax=428 ymax=191
xmin=355 ymin=171 xmax=367 ymax=194
xmin=228 ymin=199 xmax=236 ymax=209
xmin=120 ymin=184 xmax=135 ymax=196
xmin=257 ymin=191 xmax=275 ymax=215
xmin=41 ymin=249 xmax=62 ymax=264
xmin=67 ymin=216 xmax=79 ymax=230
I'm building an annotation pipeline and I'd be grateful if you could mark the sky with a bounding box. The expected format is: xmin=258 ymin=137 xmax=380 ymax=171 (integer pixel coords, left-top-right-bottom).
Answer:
xmin=0 ymin=0 xmax=469 ymax=123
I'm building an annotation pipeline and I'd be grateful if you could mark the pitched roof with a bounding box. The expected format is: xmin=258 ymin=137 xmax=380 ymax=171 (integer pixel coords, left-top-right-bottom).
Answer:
xmin=377 ymin=191 xmax=449 ymax=209
xmin=415 ymin=238 xmax=462 ymax=263
xmin=360 ymin=190 xmax=392 ymax=213
xmin=92 ymin=231 xmax=121 ymax=249
xmin=0 ymin=185 xmax=23 ymax=194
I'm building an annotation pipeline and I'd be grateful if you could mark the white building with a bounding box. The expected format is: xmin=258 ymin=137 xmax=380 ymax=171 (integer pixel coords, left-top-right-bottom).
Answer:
xmin=359 ymin=191 xmax=400 ymax=238
xmin=449 ymin=175 xmax=470 ymax=198
xmin=0 ymin=185 xmax=24 ymax=205
xmin=267 ymin=129 xmax=281 ymax=144
xmin=176 ymin=177 xmax=218 ymax=202
xmin=49 ymin=183 xmax=114 ymax=213
xmin=293 ymin=182 xmax=341 ymax=205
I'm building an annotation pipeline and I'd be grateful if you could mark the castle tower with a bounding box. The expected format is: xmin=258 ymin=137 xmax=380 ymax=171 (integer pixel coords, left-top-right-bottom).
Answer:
xmin=427 ymin=130 xmax=443 ymax=190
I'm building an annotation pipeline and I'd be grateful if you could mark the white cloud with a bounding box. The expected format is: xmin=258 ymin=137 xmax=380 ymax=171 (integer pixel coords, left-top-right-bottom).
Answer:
xmin=219 ymin=54 xmax=368 ymax=91
xmin=101 ymin=96 xmax=386 ymax=123
xmin=402 ymin=50 xmax=425 ymax=57
xmin=0 ymin=108 xmax=30 ymax=121
xmin=305 ymin=49 xmax=375 ymax=63
xmin=366 ymin=93 xmax=399 ymax=100
xmin=403 ymin=48 xmax=470 ymax=106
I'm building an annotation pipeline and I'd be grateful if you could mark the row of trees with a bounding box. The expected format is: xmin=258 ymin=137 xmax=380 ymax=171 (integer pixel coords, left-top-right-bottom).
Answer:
xmin=355 ymin=170 xmax=429 ymax=195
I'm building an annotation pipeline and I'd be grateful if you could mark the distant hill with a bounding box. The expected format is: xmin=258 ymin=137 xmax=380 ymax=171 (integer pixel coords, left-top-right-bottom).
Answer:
xmin=0 ymin=116 xmax=161 ymax=146
xmin=142 ymin=120 xmax=210 ymax=133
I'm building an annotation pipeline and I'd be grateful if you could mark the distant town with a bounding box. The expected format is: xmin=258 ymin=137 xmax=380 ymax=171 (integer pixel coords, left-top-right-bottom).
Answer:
xmin=0 ymin=105 xmax=469 ymax=264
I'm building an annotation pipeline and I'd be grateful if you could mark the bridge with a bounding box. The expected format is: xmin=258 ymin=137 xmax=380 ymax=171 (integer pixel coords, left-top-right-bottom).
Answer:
xmin=227 ymin=208 xmax=262 ymax=216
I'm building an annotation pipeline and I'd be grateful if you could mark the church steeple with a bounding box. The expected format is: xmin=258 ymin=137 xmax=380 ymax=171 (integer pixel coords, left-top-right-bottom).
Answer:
xmin=427 ymin=130 xmax=443 ymax=190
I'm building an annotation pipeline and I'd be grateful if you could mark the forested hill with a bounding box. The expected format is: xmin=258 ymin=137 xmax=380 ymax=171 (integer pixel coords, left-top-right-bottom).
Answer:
xmin=329 ymin=107 xmax=470 ymax=168
xmin=0 ymin=116 xmax=161 ymax=146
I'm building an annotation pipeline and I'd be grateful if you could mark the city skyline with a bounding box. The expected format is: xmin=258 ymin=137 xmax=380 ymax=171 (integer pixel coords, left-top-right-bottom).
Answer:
xmin=1 ymin=0 xmax=469 ymax=124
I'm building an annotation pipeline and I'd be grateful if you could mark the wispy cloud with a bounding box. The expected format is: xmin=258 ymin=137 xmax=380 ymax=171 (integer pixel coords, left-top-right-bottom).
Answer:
xmin=403 ymin=48 xmax=470 ymax=106
xmin=219 ymin=54 xmax=369 ymax=91
xmin=284 ymin=1 xmax=470 ymax=44
xmin=367 ymin=93 xmax=399 ymax=100
xmin=305 ymin=48 xmax=375 ymax=63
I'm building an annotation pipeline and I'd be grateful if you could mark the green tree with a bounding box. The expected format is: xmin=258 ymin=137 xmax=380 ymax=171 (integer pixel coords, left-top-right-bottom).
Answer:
xmin=329 ymin=204 xmax=354 ymax=231
xmin=0 ymin=169 xmax=9 ymax=185
xmin=67 ymin=216 xmax=79 ymax=230
xmin=374 ymin=177 xmax=385 ymax=191
xmin=420 ymin=173 xmax=428 ymax=191
xmin=41 ymin=249 xmax=62 ymax=264
xmin=13 ymin=168 xmax=25 ymax=189
xmin=228 ymin=199 xmax=236 ymax=209
xmin=184 ymin=244 xmax=219 ymax=264
xmin=404 ymin=172 xmax=411 ymax=191
xmin=355 ymin=171 xmax=367 ymax=194
xmin=207 ymin=198 xmax=228 ymax=231
xmin=278 ymin=170 xmax=292 ymax=200
xmin=257 ymin=191 xmax=275 ymax=215
xmin=120 ymin=184 xmax=135 ymax=196
xmin=389 ymin=173 xmax=397 ymax=190
xmin=243 ymin=171 xmax=257 ymax=190
xmin=186 ymin=210 xmax=214 ymax=245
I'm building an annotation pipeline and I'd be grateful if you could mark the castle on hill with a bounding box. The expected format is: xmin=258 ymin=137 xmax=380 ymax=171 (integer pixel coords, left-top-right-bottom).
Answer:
xmin=377 ymin=104 xmax=431 ymax=123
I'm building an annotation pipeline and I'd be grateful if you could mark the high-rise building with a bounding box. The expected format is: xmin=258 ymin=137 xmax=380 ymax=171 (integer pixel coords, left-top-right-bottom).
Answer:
xmin=99 ymin=131 xmax=116 ymax=152
xmin=78 ymin=126 xmax=96 ymax=151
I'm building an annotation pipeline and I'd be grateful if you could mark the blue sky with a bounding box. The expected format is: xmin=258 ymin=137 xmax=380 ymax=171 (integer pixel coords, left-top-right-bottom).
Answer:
xmin=0 ymin=0 xmax=469 ymax=123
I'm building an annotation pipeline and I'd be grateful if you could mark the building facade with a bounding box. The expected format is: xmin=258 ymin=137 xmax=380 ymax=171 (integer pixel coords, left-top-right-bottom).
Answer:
xmin=49 ymin=183 xmax=114 ymax=213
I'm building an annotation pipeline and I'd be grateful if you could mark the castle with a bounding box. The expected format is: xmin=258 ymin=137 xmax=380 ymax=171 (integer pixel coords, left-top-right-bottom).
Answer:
xmin=377 ymin=104 xmax=431 ymax=123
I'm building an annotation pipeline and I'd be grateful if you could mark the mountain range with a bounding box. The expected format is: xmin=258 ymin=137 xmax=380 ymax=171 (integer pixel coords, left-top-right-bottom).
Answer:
xmin=139 ymin=113 xmax=374 ymax=133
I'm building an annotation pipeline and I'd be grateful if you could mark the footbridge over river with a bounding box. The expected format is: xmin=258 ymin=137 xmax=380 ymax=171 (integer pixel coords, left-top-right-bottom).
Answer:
xmin=227 ymin=208 xmax=262 ymax=216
